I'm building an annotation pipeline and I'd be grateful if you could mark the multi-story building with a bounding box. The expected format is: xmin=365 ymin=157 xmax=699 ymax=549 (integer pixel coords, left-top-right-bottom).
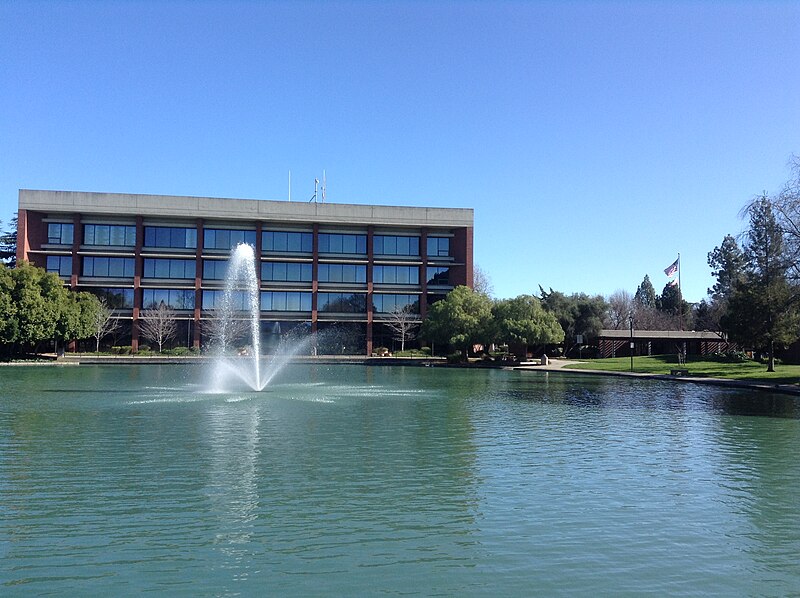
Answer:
xmin=17 ymin=190 xmax=473 ymax=355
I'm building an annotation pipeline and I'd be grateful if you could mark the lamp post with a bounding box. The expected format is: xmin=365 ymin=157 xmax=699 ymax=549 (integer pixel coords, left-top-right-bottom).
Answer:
xmin=629 ymin=314 xmax=634 ymax=372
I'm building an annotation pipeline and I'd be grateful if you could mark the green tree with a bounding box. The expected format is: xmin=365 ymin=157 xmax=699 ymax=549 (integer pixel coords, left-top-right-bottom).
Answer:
xmin=9 ymin=261 xmax=61 ymax=350
xmin=0 ymin=262 xmax=98 ymax=355
xmin=722 ymin=195 xmax=799 ymax=371
xmin=0 ymin=265 xmax=19 ymax=353
xmin=492 ymin=294 xmax=564 ymax=350
xmin=539 ymin=287 xmax=607 ymax=355
xmin=57 ymin=292 xmax=102 ymax=349
xmin=421 ymin=285 xmax=493 ymax=359
xmin=658 ymin=283 xmax=691 ymax=328
xmin=634 ymin=274 xmax=657 ymax=308
xmin=0 ymin=216 xmax=16 ymax=267
xmin=708 ymin=234 xmax=745 ymax=302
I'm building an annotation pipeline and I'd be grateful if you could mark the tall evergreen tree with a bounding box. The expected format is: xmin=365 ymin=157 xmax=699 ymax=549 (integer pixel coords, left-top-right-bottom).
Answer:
xmin=0 ymin=216 xmax=17 ymax=267
xmin=634 ymin=275 xmax=657 ymax=308
xmin=658 ymin=283 xmax=682 ymax=315
xmin=707 ymin=234 xmax=745 ymax=302
xmin=722 ymin=195 xmax=799 ymax=371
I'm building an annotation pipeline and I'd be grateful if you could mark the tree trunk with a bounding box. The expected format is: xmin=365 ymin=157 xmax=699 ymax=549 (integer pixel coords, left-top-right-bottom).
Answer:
xmin=768 ymin=339 xmax=775 ymax=372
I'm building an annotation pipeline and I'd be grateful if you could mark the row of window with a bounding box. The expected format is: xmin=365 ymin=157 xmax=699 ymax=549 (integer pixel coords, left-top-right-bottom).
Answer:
xmin=47 ymin=224 xmax=452 ymax=256
xmin=88 ymin=289 xmax=436 ymax=314
xmin=47 ymin=256 xmax=452 ymax=286
xmin=80 ymin=287 xmax=420 ymax=313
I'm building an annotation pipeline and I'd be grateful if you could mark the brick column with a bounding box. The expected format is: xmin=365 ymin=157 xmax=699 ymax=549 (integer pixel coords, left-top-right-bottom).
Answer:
xmin=366 ymin=225 xmax=374 ymax=356
xmin=193 ymin=219 xmax=204 ymax=348
xmin=420 ymin=228 xmax=428 ymax=318
xmin=68 ymin=214 xmax=80 ymax=350
xmin=254 ymin=222 xmax=262 ymax=263
xmin=131 ymin=216 xmax=144 ymax=352
xmin=311 ymin=224 xmax=319 ymax=346
xmin=451 ymin=227 xmax=474 ymax=288
xmin=16 ymin=209 xmax=29 ymax=265
xmin=70 ymin=214 xmax=81 ymax=289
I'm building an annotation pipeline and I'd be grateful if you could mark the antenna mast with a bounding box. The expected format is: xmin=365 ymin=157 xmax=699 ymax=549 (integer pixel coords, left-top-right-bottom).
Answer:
xmin=309 ymin=178 xmax=319 ymax=202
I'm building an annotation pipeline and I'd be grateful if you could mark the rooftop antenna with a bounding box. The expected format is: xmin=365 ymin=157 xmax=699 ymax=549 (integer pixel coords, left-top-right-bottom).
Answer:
xmin=322 ymin=170 xmax=326 ymax=203
xmin=309 ymin=178 xmax=319 ymax=202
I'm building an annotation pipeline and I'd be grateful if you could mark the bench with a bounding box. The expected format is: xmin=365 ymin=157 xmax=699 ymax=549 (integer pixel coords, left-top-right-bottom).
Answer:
xmin=670 ymin=368 xmax=689 ymax=376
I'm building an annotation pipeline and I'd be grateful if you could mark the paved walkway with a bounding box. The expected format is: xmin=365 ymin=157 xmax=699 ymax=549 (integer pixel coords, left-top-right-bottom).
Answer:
xmin=513 ymin=359 xmax=800 ymax=397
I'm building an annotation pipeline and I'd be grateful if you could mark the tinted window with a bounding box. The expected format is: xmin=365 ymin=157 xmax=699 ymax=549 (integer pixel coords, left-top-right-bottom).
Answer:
xmin=82 ymin=257 xmax=135 ymax=277
xmin=260 ymin=291 xmax=312 ymax=311
xmin=318 ymin=264 xmax=367 ymax=283
xmin=46 ymin=255 xmax=72 ymax=276
xmin=319 ymin=233 xmax=367 ymax=255
xmin=144 ymin=226 xmax=197 ymax=249
xmin=263 ymin=231 xmax=313 ymax=253
xmin=47 ymin=223 xmax=74 ymax=245
xmin=317 ymin=292 xmax=367 ymax=313
xmin=374 ymin=235 xmax=419 ymax=256
xmin=84 ymin=224 xmax=136 ymax=246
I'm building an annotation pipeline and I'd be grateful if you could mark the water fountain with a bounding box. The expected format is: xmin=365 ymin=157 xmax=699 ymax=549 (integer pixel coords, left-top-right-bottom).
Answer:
xmin=209 ymin=244 xmax=311 ymax=391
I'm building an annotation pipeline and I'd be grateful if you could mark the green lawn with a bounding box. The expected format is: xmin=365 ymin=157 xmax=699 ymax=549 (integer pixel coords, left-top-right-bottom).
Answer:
xmin=566 ymin=355 xmax=800 ymax=385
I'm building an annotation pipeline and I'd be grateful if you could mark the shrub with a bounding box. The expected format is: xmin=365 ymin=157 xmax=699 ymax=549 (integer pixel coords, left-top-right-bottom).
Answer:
xmin=712 ymin=349 xmax=750 ymax=363
xmin=446 ymin=351 xmax=464 ymax=364
xmin=111 ymin=345 xmax=132 ymax=355
xmin=164 ymin=346 xmax=193 ymax=356
xmin=757 ymin=354 xmax=782 ymax=366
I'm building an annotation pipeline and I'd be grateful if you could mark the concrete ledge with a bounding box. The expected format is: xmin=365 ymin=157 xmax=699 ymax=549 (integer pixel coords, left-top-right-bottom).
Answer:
xmin=54 ymin=354 xmax=446 ymax=366
xmin=514 ymin=365 xmax=800 ymax=397
xmin=19 ymin=189 xmax=474 ymax=228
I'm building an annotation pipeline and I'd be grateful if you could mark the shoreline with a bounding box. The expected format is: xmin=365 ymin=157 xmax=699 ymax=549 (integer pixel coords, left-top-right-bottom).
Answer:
xmin=514 ymin=360 xmax=800 ymax=397
xmin=3 ymin=354 xmax=800 ymax=397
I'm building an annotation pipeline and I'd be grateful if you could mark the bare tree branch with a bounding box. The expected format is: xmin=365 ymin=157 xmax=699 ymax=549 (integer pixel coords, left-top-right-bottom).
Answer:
xmin=138 ymin=303 xmax=178 ymax=352
xmin=473 ymin=264 xmax=494 ymax=297
xmin=605 ymin=289 xmax=632 ymax=330
xmin=202 ymin=307 xmax=250 ymax=353
xmin=91 ymin=297 xmax=120 ymax=352
xmin=383 ymin=305 xmax=420 ymax=352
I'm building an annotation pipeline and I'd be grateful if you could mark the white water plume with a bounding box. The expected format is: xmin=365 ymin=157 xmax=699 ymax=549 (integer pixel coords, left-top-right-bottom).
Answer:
xmin=209 ymin=244 xmax=311 ymax=392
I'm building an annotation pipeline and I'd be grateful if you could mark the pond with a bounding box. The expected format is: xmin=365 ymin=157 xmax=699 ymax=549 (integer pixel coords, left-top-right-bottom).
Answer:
xmin=1 ymin=364 xmax=799 ymax=596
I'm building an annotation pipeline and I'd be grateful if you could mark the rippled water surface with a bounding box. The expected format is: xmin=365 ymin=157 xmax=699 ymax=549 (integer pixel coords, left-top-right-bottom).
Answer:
xmin=2 ymin=364 xmax=800 ymax=596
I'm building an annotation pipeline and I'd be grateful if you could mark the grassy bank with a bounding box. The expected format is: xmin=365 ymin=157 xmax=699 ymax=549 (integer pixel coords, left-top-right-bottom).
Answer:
xmin=566 ymin=355 xmax=800 ymax=386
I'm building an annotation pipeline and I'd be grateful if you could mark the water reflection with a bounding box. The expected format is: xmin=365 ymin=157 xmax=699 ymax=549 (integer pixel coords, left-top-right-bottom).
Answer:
xmin=204 ymin=399 xmax=261 ymax=583
xmin=1 ymin=365 xmax=799 ymax=595
xmin=713 ymin=414 xmax=800 ymax=593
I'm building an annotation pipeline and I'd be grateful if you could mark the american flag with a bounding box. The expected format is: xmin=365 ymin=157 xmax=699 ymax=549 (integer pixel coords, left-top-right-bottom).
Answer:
xmin=664 ymin=258 xmax=679 ymax=278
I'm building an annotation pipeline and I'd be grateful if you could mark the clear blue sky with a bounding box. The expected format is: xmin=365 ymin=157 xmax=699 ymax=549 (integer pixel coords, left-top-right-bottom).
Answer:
xmin=1 ymin=1 xmax=798 ymax=303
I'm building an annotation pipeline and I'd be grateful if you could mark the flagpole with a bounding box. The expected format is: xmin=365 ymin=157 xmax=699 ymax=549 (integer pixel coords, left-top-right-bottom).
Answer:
xmin=678 ymin=252 xmax=683 ymax=331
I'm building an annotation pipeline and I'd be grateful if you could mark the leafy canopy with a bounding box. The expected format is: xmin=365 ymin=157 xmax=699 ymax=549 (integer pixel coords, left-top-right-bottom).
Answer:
xmin=421 ymin=285 xmax=493 ymax=354
xmin=492 ymin=294 xmax=564 ymax=346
